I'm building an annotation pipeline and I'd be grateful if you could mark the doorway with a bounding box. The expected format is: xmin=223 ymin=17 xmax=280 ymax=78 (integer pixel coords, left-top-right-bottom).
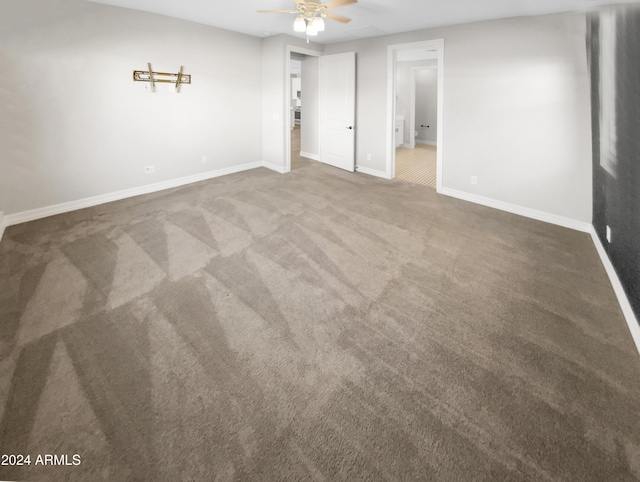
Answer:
xmin=289 ymin=56 xmax=307 ymax=171
xmin=285 ymin=46 xmax=322 ymax=173
xmin=387 ymin=40 xmax=444 ymax=191
xmin=395 ymin=63 xmax=438 ymax=187
xmin=285 ymin=47 xmax=356 ymax=174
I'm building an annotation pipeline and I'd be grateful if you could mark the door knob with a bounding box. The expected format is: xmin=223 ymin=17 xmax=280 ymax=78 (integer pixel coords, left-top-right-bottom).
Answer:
xmin=347 ymin=126 xmax=353 ymax=130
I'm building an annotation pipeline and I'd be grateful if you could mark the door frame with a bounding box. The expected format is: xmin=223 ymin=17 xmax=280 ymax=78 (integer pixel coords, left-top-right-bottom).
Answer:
xmin=285 ymin=45 xmax=322 ymax=173
xmin=386 ymin=39 xmax=444 ymax=191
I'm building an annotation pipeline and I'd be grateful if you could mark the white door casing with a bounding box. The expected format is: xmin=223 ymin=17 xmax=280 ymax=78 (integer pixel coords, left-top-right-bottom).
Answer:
xmin=387 ymin=39 xmax=444 ymax=190
xmin=319 ymin=52 xmax=356 ymax=172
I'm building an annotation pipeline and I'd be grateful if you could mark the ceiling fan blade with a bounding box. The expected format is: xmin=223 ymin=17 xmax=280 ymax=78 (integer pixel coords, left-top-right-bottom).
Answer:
xmin=257 ymin=9 xmax=298 ymax=13
xmin=320 ymin=0 xmax=357 ymax=10
xmin=324 ymin=12 xmax=352 ymax=23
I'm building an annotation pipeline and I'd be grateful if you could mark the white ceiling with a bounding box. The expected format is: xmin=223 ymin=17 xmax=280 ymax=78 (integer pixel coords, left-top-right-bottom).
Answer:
xmin=86 ymin=0 xmax=636 ymax=44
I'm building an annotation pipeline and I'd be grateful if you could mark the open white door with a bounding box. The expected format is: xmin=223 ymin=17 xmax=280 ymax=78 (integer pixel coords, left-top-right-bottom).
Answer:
xmin=319 ymin=52 xmax=356 ymax=172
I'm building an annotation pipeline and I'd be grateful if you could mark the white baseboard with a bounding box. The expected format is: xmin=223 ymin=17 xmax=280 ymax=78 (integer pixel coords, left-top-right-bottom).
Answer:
xmin=5 ymin=161 xmax=263 ymax=227
xmin=356 ymin=165 xmax=389 ymax=179
xmin=440 ymin=187 xmax=592 ymax=233
xmin=262 ymin=161 xmax=288 ymax=174
xmin=0 ymin=211 xmax=5 ymax=243
xmin=589 ymin=227 xmax=640 ymax=356
xmin=416 ymin=139 xmax=437 ymax=146
xmin=300 ymin=151 xmax=319 ymax=161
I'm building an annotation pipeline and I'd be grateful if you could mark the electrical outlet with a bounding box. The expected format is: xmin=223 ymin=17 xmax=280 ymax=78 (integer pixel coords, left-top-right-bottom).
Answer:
xmin=471 ymin=176 xmax=478 ymax=185
xmin=606 ymin=225 xmax=612 ymax=243
xmin=367 ymin=153 xmax=372 ymax=161
xmin=145 ymin=165 xmax=155 ymax=175
xmin=201 ymin=155 xmax=208 ymax=164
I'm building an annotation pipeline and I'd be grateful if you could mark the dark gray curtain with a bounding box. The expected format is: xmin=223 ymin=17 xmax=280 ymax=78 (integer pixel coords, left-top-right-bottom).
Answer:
xmin=589 ymin=5 xmax=640 ymax=323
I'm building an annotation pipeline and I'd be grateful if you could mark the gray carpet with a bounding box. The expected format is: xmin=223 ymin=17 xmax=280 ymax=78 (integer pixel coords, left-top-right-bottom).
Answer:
xmin=1 ymin=160 xmax=640 ymax=481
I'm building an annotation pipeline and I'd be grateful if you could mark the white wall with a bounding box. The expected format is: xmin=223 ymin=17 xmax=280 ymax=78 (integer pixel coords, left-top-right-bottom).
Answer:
xmin=262 ymin=35 xmax=285 ymax=169
xmin=1 ymin=4 xmax=593 ymax=226
xmin=325 ymin=13 xmax=593 ymax=224
xmin=262 ymin=35 xmax=323 ymax=171
xmin=301 ymin=56 xmax=319 ymax=158
xmin=415 ymin=68 xmax=438 ymax=144
xmin=0 ymin=0 xmax=263 ymax=216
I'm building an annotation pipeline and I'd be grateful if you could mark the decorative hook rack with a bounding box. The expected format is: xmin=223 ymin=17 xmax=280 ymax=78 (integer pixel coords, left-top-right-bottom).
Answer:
xmin=133 ymin=63 xmax=191 ymax=93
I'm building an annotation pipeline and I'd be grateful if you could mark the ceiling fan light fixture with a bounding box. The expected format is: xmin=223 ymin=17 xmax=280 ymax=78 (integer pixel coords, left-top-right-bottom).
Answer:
xmin=306 ymin=22 xmax=318 ymax=35
xmin=312 ymin=16 xmax=325 ymax=31
xmin=293 ymin=16 xmax=306 ymax=32
xmin=260 ymin=0 xmax=357 ymax=37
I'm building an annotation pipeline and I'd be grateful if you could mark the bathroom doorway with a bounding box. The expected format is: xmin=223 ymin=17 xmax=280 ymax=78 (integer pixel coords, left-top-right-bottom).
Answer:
xmin=387 ymin=40 xmax=444 ymax=191
xmin=394 ymin=51 xmax=438 ymax=188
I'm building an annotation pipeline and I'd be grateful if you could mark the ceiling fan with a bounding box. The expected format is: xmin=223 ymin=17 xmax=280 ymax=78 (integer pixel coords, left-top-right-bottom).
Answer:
xmin=258 ymin=0 xmax=358 ymax=37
